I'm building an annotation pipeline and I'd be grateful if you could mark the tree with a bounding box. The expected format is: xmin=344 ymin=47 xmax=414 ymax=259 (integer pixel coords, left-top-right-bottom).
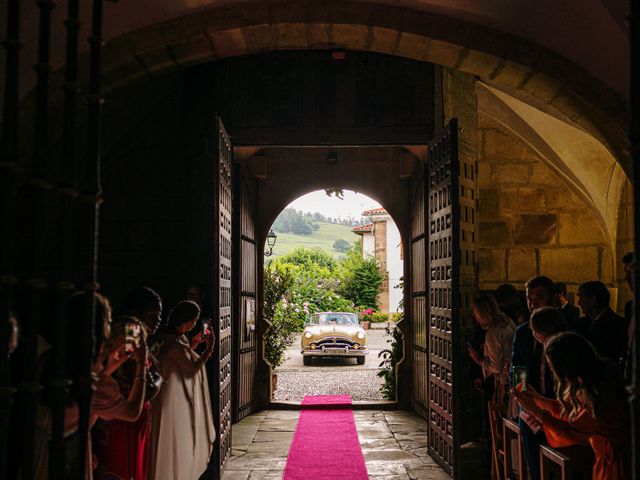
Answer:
xmin=280 ymin=247 xmax=337 ymax=271
xmin=332 ymin=239 xmax=351 ymax=253
xmin=337 ymin=241 xmax=383 ymax=310
xmin=272 ymin=208 xmax=317 ymax=235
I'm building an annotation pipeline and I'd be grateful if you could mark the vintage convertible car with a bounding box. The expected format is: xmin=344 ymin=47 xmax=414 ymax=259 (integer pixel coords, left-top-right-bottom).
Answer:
xmin=301 ymin=312 xmax=368 ymax=365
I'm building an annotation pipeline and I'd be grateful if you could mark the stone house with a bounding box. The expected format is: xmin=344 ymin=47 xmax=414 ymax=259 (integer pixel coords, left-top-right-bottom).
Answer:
xmin=353 ymin=208 xmax=403 ymax=314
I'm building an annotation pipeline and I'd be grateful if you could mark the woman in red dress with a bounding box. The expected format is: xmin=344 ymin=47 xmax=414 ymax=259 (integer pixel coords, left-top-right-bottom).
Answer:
xmin=93 ymin=287 xmax=163 ymax=480
xmin=513 ymin=332 xmax=630 ymax=480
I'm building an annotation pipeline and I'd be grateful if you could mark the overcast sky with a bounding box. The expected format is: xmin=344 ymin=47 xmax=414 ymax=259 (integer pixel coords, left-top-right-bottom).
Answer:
xmin=286 ymin=190 xmax=382 ymax=219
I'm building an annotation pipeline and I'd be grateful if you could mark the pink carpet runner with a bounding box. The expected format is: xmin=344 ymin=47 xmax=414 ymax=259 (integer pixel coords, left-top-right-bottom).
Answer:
xmin=283 ymin=395 xmax=369 ymax=480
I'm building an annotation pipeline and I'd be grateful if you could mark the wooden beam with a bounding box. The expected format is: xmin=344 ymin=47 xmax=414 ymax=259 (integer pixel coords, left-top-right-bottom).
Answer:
xmin=227 ymin=126 xmax=434 ymax=147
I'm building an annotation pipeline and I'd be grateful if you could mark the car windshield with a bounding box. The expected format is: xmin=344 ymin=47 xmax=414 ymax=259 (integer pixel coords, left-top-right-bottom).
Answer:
xmin=311 ymin=313 xmax=358 ymax=326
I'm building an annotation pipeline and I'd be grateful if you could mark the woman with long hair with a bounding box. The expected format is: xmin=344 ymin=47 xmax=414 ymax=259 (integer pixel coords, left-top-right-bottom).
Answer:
xmin=513 ymin=332 xmax=631 ymax=480
xmin=149 ymin=300 xmax=215 ymax=480
xmin=468 ymin=294 xmax=516 ymax=388
xmin=467 ymin=294 xmax=516 ymax=478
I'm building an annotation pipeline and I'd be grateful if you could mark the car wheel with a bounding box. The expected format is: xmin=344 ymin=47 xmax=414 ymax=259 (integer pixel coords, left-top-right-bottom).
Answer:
xmin=356 ymin=356 xmax=365 ymax=365
xmin=303 ymin=356 xmax=312 ymax=366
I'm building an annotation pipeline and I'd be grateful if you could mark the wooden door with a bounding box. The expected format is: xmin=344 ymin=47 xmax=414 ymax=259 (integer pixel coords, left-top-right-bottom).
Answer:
xmin=410 ymin=160 xmax=429 ymax=419
xmin=232 ymin=163 xmax=258 ymax=422
xmin=212 ymin=118 xmax=233 ymax=478
xmin=426 ymin=119 xmax=478 ymax=476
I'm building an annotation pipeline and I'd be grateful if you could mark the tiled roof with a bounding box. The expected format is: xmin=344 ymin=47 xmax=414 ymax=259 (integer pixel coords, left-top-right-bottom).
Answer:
xmin=362 ymin=207 xmax=387 ymax=216
xmin=352 ymin=223 xmax=374 ymax=234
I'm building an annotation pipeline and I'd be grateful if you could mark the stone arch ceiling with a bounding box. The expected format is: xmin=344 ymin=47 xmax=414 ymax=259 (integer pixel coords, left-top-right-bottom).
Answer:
xmin=7 ymin=1 xmax=631 ymax=175
xmin=478 ymin=83 xmax=627 ymax=254
xmin=11 ymin=0 xmax=629 ymax=96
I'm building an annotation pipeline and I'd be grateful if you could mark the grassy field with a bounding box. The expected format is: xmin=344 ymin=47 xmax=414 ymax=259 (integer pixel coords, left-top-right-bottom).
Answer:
xmin=270 ymin=221 xmax=359 ymax=259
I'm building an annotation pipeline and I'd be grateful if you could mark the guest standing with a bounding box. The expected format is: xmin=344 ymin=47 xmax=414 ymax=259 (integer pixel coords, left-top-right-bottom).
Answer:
xmin=93 ymin=287 xmax=163 ymax=480
xmin=577 ymin=281 xmax=627 ymax=369
xmin=468 ymin=294 xmax=515 ymax=391
xmin=149 ymin=301 xmax=216 ymax=480
xmin=553 ymin=282 xmax=580 ymax=331
xmin=510 ymin=275 xmax=558 ymax=480
xmin=513 ymin=332 xmax=630 ymax=480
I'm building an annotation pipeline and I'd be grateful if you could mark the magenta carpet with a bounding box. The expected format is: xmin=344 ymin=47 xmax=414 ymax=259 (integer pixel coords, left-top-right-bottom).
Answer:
xmin=283 ymin=395 xmax=369 ymax=480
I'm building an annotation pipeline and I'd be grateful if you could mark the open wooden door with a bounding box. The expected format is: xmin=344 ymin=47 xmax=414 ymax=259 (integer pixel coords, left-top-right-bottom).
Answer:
xmin=410 ymin=153 xmax=429 ymax=420
xmin=211 ymin=118 xmax=233 ymax=478
xmin=232 ymin=162 xmax=258 ymax=422
xmin=425 ymin=119 xmax=479 ymax=476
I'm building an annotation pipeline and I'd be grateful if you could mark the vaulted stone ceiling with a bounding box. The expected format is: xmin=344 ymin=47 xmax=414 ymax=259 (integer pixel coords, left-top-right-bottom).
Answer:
xmin=9 ymin=0 xmax=629 ymax=99
xmin=478 ymin=83 xmax=628 ymax=254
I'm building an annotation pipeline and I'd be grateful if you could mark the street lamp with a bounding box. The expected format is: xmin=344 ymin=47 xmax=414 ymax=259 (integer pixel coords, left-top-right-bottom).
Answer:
xmin=265 ymin=229 xmax=277 ymax=256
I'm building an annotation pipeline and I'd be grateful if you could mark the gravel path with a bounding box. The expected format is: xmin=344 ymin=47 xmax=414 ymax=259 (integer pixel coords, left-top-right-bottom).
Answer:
xmin=272 ymin=329 xmax=393 ymax=402
xmin=273 ymin=369 xmax=386 ymax=402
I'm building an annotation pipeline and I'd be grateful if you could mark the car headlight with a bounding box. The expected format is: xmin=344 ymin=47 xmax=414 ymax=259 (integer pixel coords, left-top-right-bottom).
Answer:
xmin=357 ymin=331 xmax=365 ymax=339
xmin=304 ymin=331 xmax=313 ymax=339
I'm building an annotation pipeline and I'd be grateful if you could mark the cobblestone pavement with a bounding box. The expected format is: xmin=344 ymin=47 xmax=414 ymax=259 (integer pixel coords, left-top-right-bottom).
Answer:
xmin=273 ymin=330 xmax=394 ymax=402
xmin=222 ymin=410 xmax=450 ymax=480
xmin=273 ymin=368 xmax=385 ymax=402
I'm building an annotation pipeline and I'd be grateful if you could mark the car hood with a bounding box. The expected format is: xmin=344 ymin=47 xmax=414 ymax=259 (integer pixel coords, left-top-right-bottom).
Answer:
xmin=304 ymin=325 xmax=364 ymax=338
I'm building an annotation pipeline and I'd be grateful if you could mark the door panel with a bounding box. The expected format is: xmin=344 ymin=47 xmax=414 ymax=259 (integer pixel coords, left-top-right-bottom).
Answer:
xmin=426 ymin=119 xmax=478 ymax=476
xmin=410 ymin=162 xmax=429 ymax=420
xmin=212 ymin=118 xmax=233 ymax=477
xmin=232 ymin=163 xmax=258 ymax=422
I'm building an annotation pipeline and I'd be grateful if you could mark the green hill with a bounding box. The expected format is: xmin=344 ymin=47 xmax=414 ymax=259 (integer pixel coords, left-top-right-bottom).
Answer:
xmin=270 ymin=221 xmax=360 ymax=259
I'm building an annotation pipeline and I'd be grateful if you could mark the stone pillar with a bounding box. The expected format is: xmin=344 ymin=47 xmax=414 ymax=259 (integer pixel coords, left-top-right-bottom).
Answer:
xmin=374 ymin=220 xmax=389 ymax=313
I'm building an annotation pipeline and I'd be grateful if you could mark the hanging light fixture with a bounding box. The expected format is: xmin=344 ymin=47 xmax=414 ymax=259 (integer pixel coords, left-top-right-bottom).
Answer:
xmin=264 ymin=229 xmax=277 ymax=256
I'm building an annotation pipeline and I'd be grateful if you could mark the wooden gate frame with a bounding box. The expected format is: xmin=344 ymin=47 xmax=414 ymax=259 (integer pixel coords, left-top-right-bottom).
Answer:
xmin=231 ymin=162 xmax=258 ymax=423
xmin=211 ymin=118 xmax=234 ymax=478
xmin=425 ymin=118 xmax=479 ymax=476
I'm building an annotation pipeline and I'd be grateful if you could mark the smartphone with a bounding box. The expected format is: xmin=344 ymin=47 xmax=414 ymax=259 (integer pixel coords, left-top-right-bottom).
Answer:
xmin=202 ymin=320 xmax=210 ymax=337
xmin=511 ymin=365 xmax=528 ymax=392
xmin=124 ymin=322 xmax=141 ymax=354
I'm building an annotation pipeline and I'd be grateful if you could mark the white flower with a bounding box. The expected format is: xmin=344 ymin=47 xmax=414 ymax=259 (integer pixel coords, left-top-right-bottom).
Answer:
xmin=295 ymin=308 xmax=300 ymax=313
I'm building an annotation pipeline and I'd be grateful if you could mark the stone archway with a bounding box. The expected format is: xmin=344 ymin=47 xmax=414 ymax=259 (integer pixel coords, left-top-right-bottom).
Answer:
xmin=14 ymin=2 xmax=630 ymax=180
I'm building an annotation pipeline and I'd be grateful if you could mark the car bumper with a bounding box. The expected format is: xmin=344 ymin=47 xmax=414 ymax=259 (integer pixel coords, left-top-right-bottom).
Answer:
xmin=301 ymin=347 xmax=369 ymax=357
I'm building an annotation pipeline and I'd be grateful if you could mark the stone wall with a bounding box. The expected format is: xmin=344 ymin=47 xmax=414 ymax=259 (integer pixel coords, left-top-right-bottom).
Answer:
xmin=374 ymin=219 xmax=389 ymax=313
xmin=616 ymin=179 xmax=635 ymax=310
xmin=477 ymin=114 xmax=615 ymax=305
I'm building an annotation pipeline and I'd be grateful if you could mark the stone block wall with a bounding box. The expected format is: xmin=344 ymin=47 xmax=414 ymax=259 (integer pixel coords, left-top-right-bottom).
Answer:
xmin=616 ymin=179 xmax=635 ymax=310
xmin=477 ymin=115 xmax=615 ymax=305
xmin=374 ymin=220 xmax=390 ymax=313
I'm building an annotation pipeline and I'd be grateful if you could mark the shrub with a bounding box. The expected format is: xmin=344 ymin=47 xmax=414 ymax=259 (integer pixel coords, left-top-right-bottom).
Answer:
xmin=371 ymin=312 xmax=389 ymax=323
xmin=263 ymin=264 xmax=297 ymax=368
xmin=390 ymin=312 xmax=403 ymax=323
xmin=377 ymin=321 xmax=404 ymax=400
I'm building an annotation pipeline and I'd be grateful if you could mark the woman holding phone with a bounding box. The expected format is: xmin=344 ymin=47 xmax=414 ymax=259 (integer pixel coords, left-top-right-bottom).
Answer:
xmin=149 ymin=300 xmax=216 ymax=480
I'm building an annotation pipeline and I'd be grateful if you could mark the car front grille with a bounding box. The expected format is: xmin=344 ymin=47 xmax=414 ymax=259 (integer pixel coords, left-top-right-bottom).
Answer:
xmin=316 ymin=337 xmax=356 ymax=348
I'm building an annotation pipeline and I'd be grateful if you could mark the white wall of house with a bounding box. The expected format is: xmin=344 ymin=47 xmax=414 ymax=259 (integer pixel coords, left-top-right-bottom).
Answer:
xmin=386 ymin=219 xmax=403 ymax=312
xmin=362 ymin=232 xmax=375 ymax=257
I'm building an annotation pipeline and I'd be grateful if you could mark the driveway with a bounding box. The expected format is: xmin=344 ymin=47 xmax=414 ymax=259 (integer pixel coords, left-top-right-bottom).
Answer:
xmin=273 ymin=329 xmax=394 ymax=402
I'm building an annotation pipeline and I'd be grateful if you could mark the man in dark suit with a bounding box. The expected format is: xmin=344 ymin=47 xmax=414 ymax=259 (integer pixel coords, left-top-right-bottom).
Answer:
xmin=510 ymin=275 xmax=558 ymax=480
xmin=577 ymin=281 xmax=628 ymax=370
xmin=554 ymin=282 xmax=581 ymax=331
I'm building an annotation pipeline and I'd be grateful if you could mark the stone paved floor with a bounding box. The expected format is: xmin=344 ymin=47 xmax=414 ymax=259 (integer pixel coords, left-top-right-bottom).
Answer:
xmin=221 ymin=410 xmax=451 ymax=479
